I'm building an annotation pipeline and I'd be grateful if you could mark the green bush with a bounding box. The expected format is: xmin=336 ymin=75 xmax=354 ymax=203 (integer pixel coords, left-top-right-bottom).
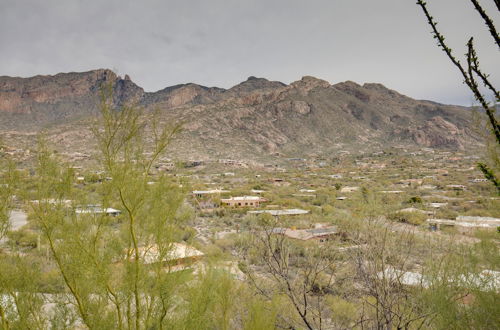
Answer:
xmin=387 ymin=211 xmax=427 ymax=226
xmin=7 ymin=230 xmax=38 ymax=248
xmin=407 ymin=196 xmax=423 ymax=204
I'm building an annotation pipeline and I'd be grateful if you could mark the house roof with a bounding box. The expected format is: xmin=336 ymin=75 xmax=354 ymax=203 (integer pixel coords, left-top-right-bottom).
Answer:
xmin=379 ymin=267 xmax=500 ymax=291
xmin=248 ymin=208 xmax=310 ymax=216
xmin=222 ymin=196 xmax=265 ymax=202
xmin=75 ymin=206 xmax=121 ymax=214
xmin=192 ymin=189 xmax=229 ymax=195
xmin=138 ymin=243 xmax=204 ymax=264
xmin=427 ymin=218 xmax=500 ymax=228
xmin=269 ymin=226 xmax=338 ymax=240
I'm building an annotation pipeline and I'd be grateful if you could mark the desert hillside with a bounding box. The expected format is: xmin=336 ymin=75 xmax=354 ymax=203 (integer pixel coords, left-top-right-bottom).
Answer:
xmin=0 ymin=69 xmax=480 ymax=160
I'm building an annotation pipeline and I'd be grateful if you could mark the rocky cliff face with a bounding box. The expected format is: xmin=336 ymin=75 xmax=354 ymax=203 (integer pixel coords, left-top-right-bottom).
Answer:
xmin=0 ymin=69 xmax=115 ymax=113
xmin=0 ymin=69 xmax=480 ymax=158
xmin=0 ymin=69 xmax=144 ymax=125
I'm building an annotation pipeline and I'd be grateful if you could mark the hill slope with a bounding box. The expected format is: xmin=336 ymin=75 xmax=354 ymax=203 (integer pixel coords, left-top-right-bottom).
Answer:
xmin=0 ymin=69 xmax=480 ymax=160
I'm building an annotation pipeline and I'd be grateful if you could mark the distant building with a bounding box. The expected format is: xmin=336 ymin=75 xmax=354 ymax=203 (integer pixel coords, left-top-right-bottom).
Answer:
xmin=248 ymin=208 xmax=310 ymax=216
xmin=427 ymin=216 xmax=500 ymax=232
xmin=183 ymin=160 xmax=204 ymax=168
xmin=269 ymin=178 xmax=285 ymax=184
xmin=192 ymin=189 xmax=229 ymax=198
xmin=221 ymin=196 xmax=267 ymax=208
xmin=31 ymin=199 xmax=73 ymax=206
xmin=340 ymin=186 xmax=360 ymax=193
xmin=397 ymin=179 xmax=423 ymax=186
xmin=127 ymin=243 xmax=204 ymax=271
xmin=446 ymin=184 xmax=467 ymax=191
xmin=250 ymin=189 xmax=265 ymax=194
xmin=379 ymin=266 xmax=500 ymax=291
xmin=469 ymin=178 xmax=488 ymax=183
xmin=75 ymin=205 xmax=121 ymax=216
xmin=427 ymin=202 xmax=448 ymax=208
xmin=271 ymin=225 xmax=338 ymax=242
xmin=155 ymin=162 xmax=176 ymax=171
xmin=218 ymin=159 xmax=248 ymax=167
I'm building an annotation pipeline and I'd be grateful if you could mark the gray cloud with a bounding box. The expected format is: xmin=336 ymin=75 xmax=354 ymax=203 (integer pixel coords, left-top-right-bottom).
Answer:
xmin=0 ymin=0 xmax=498 ymax=105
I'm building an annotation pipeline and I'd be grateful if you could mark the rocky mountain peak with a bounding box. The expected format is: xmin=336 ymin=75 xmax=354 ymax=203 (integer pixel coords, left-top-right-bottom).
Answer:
xmin=290 ymin=76 xmax=330 ymax=93
xmin=228 ymin=76 xmax=286 ymax=95
xmin=333 ymin=81 xmax=360 ymax=89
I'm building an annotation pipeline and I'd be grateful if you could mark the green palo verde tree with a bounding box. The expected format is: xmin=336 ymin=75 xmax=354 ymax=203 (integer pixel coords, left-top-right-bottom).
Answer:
xmin=0 ymin=139 xmax=48 ymax=330
xmin=416 ymin=0 xmax=500 ymax=194
xmin=0 ymin=138 xmax=14 ymax=328
xmin=27 ymin=88 xmax=197 ymax=329
xmin=241 ymin=214 xmax=341 ymax=330
xmin=0 ymin=137 xmax=16 ymax=243
xmin=0 ymin=90 xmax=279 ymax=329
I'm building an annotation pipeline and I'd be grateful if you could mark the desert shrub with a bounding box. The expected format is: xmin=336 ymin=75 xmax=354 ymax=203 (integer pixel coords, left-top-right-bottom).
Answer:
xmin=215 ymin=208 xmax=226 ymax=217
xmin=435 ymin=209 xmax=459 ymax=219
xmin=326 ymin=296 xmax=358 ymax=329
xmin=407 ymin=196 xmax=423 ymax=204
xmin=215 ymin=237 xmax=237 ymax=253
xmin=322 ymin=204 xmax=335 ymax=215
xmin=387 ymin=211 xmax=427 ymax=226
xmin=312 ymin=194 xmax=329 ymax=206
xmin=7 ymin=230 xmax=38 ymax=248
xmin=181 ymin=227 xmax=197 ymax=241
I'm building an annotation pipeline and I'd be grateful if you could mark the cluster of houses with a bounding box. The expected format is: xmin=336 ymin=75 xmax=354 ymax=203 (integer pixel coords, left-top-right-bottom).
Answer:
xmin=8 ymin=145 xmax=498 ymax=283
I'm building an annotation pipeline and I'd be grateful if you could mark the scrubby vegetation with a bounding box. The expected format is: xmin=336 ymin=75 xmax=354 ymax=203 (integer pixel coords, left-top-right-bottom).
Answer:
xmin=0 ymin=94 xmax=499 ymax=329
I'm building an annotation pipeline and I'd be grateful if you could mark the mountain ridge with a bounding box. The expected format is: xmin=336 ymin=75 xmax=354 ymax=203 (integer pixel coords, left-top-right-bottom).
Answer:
xmin=0 ymin=69 xmax=481 ymax=160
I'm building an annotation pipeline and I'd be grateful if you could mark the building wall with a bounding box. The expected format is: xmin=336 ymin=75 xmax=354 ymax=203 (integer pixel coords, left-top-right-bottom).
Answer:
xmin=223 ymin=200 xmax=260 ymax=208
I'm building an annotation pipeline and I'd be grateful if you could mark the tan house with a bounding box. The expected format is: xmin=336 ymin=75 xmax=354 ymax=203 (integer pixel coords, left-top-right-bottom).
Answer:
xmin=221 ymin=196 xmax=267 ymax=208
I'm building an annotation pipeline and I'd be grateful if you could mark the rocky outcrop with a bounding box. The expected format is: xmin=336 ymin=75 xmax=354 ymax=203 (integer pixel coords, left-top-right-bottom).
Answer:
xmin=408 ymin=116 xmax=464 ymax=149
xmin=275 ymin=100 xmax=311 ymax=115
xmin=228 ymin=76 xmax=286 ymax=96
xmin=0 ymin=70 xmax=101 ymax=113
xmin=0 ymin=69 xmax=143 ymax=120
xmin=290 ymin=76 xmax=331 ymax=95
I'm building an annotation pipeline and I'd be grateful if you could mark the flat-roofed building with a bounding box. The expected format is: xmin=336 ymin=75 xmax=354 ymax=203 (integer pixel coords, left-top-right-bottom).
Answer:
xmin=248 ymin=208 xmax=310 ymax=216
xmin=221 ymin=196 xmax=267 ymax=208
xmin=192 ymin=189 xmax=229 ymax=198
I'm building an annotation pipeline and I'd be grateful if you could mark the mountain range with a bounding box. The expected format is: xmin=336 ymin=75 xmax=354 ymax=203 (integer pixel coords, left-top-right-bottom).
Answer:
xmin=0 ymin=69 xmax=481 ymax=160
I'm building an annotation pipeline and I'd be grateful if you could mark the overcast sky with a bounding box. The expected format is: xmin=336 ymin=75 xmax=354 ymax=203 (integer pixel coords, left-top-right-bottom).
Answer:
xmin=0 ymin=0 xmax=498 ymax=105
